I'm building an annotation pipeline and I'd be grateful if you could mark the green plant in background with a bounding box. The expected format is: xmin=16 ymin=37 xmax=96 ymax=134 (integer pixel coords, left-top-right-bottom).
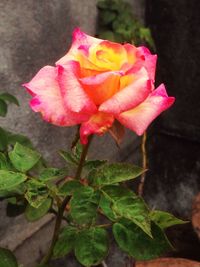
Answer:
xmin=0 ymin=138 xmax=187 ymax=267
xmin=0 ymin=92 xmax=46 ymax=267
xmin=0 ymin=92 xmax=32 ymax=153
xmin=97 ymin=0 xmax=155 ymax=49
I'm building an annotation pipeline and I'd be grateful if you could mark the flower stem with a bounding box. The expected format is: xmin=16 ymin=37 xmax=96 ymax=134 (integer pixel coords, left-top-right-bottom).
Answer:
xmin=40 ymin=136 xmax=93 ymax=265
xmin=75 ymin=135 xmax=93 ymax=180
xmin=40 ymin=195 xmax=70 ymax=265
xmin=101 ymin=260 xmax=108 ymax=267
xmin=138 ymin=132 xmax=147 ymax=196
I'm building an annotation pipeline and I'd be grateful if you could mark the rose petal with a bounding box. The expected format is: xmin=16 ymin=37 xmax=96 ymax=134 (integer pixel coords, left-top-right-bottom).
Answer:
xmin=57 ymin=61 xmax=97 ymax=113
xmin=56 ymin=28 xmax=102 ymax=65
xmin=89 ymin=40 xmax=127 ymax=71
xmin=116 ymin=84 xmax=175 ymax=135
xmin=99 ymin=68 xmax=152 ymax=114
xmin=136 ymin=46 xmax=157 ymax=81
xmin=124 ymin=43 xmax=137 ymax=65
xmin=23 ymin=66 xmax=89 ymax=126
xmin=80 ymin=71 xmax=122 ymax=105
xmin=80 ymin=112 xmax=114 ymax=144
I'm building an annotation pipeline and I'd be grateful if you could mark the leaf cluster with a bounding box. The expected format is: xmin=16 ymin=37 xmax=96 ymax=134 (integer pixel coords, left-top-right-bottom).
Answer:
xmin=97 ymin=0 xmax=155 ymax=49
xmin=0 ymin=141 xmax=187 ymax=266
xmin=51 ymin=143 xmax=186 ymax=266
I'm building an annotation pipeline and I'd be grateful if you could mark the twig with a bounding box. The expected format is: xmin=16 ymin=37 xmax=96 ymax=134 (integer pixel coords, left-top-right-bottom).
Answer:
xmin=98 ymin=223 xmax=112 ymax=228
xmin=49 ymin=208 xmax=69 ymax=223
xmin=74 ymin=135 xmax=93 ymax=180
xmin=101 ymin=260 xmax=108 ymax=267
xmin=40 ymin=136 xmax=93 ymax=265
xmin=138 ymin=132 xmax=147 ymax=196
xmin=71 ymin=125 xmax=80 ymax=150
xmin=40 ymin=195 xmax=71 ymax=265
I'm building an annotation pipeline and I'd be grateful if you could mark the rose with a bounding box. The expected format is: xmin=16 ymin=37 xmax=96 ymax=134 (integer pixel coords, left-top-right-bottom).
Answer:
xmin=23 ymin=28 xmax=175 ymax=144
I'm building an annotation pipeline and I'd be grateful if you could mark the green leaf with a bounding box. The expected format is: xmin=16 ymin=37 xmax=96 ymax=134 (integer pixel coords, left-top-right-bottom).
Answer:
xmin=9 ymin=143 xmax=41 ymax=172
xmin=39 ymin=168 xmax=68 ymax=182
xmin=0 ymin=127 xmax=8 ymax=151
xmin=25 ymin=198 xmax=52 ymax=221
xmin=150 ymin=210 xmax=188 ymax=229
xmin=7 ymin=133 xmax=32 ymax=148
xmin=0 ymin=247 xmax=18 ymax=267
xmin=0 ymin=99 xmax=7 ymax=117
xmin=99 ymin=195 xmax=118 ymax=221
xmin=89 ymin=163 xmax=145 ymax=187
xmin=70 ymin=186 xmax=100 ymax=225
xmin=0 ymin=93 xmax=19 ymax=106
xmin=25 ymin=179 xmax=48 ymax=208
xmin=139 ymin=27 xmax=156 ymax=50
xmin=84 ymin=160 xmax=107 ymax=171
xmin=73 ymin=141 xmax=83 ymax=159
xmin=102 ymin=185 xmax=151 ymax=236
xmin=97 ymin=0 xmax=121 ymax=11
xmin=98 ymin=31 xmax=116 ymax=42
xmin=59 ymin=150 xmax=78 ymax=165
xmin=0 ymin=183 xmax=26 ymax=198
xmin=0 ymin=170 xmax=27 ymax=190
xmin=97 ymin=0 xmax=109 ymax=9
xmin=113 ymin=220 xmax=172 ymax=260
xmin=100 ymin=10 xmax=116 ymax=25
xmin=75 ymin=227 xmax=109 ymax=266
xmin=53 ymin=226 xmax=77 ymax=258
xmin=0 ymin=153 xmax=10 ymax=170
xmin=59 ymin=180 xmax=83 ymax=196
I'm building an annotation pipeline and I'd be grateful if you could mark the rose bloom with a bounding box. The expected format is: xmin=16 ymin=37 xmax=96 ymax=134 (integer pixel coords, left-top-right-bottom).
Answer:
xmin=23 ymin=28 xmax=175 ymax=144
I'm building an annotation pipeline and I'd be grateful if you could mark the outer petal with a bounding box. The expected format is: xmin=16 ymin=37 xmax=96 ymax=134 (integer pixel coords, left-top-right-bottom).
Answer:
xmin=57 ymin=61 xmax=97 ymax=113
xmin=99 ymin=68 xmax=152 ymax=114
xmin=56 ymin=28 xmax=102 ymax=65
xmin=80 ymin=112 xmax=114 ymax=144
xmin=23 ymin=66 xmax=89 ymax=126
xmin=116 ymin=84 xmax=175 ymax=135
xmin=136 ymin=46 xmax=157 ymax=81
xmin=79 ymin=71 xmax=122 ymax=105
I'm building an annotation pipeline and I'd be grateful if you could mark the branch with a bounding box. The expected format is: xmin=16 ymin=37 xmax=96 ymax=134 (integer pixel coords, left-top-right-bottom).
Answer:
xmin=138 ymin=132 xmax=147 ymax=196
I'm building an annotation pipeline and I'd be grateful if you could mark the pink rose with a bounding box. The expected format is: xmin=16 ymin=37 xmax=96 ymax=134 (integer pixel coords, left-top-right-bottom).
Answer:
xmin=23 ymin=28 xmax=175 ymax=144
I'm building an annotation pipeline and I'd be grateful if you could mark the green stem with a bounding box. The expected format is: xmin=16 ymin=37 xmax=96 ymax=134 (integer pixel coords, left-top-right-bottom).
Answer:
xmin=40 ymin=136 xmax=93 ymax=265
xmin=75 ymin=135 xmax=93 ymax=180
xmin=40 ymin=196 xmax=70 ymax=265
xmin=138 ymin=131 xmax=147 ymax=196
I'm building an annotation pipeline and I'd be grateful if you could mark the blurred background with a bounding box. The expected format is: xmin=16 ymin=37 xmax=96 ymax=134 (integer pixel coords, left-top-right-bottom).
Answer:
xmin=0 ymin=0 xmax=200 ymax=266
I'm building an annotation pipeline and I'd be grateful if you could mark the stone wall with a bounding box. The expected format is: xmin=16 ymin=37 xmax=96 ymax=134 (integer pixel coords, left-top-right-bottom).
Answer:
xmin=145 ymin=0 xmax=200 ymax=260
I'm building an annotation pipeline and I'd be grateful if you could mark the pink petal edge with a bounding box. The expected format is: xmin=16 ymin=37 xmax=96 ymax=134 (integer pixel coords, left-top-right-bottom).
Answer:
xmin=116 ymin=84 xmax=175 ymax=135
xmin=23 ymin=66 xmax=89 ymax=126
xmin=99 ymin=68 xmax=152 ymax=114
xmin=56 ymin=28 xmax=102 ymax=66
xmin=57 ymin=61 xmax=97 ymax=114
